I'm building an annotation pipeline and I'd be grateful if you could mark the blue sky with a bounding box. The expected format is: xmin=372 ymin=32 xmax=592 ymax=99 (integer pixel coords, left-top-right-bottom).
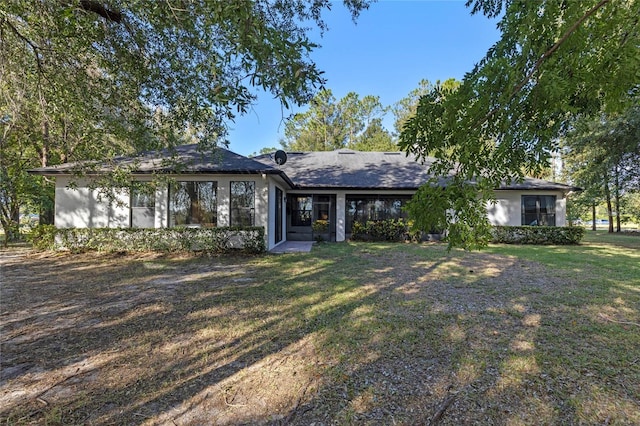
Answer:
xmin=227 ymin=1 xmax=502 ymax=156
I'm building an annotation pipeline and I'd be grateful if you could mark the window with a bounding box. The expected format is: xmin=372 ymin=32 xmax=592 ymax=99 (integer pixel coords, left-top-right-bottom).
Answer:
xmin=345 ymin=195 xmax=411 ymax=233
xmin=291 ymin=196 xmax=312 ymax=226
xmin=130 ymin=183 xmax=155 ymax=228
xmin=169 ymin=181 xmax=217 ymax=227
xmin=522 ymin=195 xmax=556 ymax=226
xmin=230 ymin=181 xmax=255 ymax=226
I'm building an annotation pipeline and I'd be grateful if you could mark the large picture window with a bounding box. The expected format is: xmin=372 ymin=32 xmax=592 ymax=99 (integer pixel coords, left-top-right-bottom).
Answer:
xmin=345 ymin=195 xmax=411 ymax=233
xmin=169 ymin=181 xmax=217 ymax=227
xmin=522 ymin=195 xmax=556 ymax=226
xmin=230 ymin=181 xmax=255 ymax=226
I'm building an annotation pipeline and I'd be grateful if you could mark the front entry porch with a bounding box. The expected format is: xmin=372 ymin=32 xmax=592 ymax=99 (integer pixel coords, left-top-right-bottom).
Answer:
xmin=286 ymin=194 xmax=337 ymax=242
xmin=269 ymin=241 xmax=315 ymax=253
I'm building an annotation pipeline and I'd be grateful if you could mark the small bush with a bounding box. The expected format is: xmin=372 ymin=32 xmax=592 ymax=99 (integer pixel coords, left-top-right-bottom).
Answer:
xmin=28 ymin=224 xmax=58 ymax=250
xmin=491 ymin=225 xmax=585 ymax=245
xmin=351 ymin=219 xmax=410 ymax=242
xmin=29 ymin=226 xmax=266 ymax=254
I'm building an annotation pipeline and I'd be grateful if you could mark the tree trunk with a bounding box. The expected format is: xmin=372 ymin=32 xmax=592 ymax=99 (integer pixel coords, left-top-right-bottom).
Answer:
xmin=591 ymin=202 xmax=596 ymax=231
xmin=1 ymin=203 xmax=21 ymax=245
xmin=614 ymin=165 xmax=621 ymax=232
xmin=603 ymin=179 xmax=614 ymax=233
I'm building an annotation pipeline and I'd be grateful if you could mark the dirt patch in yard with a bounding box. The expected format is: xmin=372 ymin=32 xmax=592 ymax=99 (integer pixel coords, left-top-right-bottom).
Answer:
xmin=1 ymin=244 xmax=638 ymax=425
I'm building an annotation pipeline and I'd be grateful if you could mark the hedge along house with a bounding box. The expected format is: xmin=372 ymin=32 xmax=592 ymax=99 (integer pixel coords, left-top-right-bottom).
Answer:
xmin=29 ymin=144 xmax=579 ymax=251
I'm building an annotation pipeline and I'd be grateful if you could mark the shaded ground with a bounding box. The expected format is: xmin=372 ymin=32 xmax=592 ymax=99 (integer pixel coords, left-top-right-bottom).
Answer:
xmin=1 ymin=241 xmax=639 ymax=425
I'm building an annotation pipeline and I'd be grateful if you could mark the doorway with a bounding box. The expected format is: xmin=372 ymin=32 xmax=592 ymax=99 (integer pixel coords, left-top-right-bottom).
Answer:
xmin=286 ymin=194 xmax=336 ymax=241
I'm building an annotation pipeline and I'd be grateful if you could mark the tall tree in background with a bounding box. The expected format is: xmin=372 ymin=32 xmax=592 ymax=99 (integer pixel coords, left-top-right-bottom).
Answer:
xmin=280 ymin=89 xmax=394 ymax=151
xmin=400 ymin=0 xmax=639 ymax=248
xmin=563 ymin=103 xmax=640 ymax=232
xmin=0 ymin=0 xmax=371 ymax=239
xmin=392 ymin=78 xmax=460 ymax=137
xmin=280 ymin=89 xmax=347 ymax=151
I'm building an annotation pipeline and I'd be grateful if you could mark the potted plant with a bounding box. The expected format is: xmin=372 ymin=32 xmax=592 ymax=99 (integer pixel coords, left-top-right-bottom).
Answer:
xmin=312 ymin=219 xmax=329 ymax=242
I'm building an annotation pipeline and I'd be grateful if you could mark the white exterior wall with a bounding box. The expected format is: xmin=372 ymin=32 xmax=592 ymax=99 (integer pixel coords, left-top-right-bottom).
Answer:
xmin=54 ymin=177 xmax=130 ymax=228
xmin=52 ymin=173 xmax=571 ymax=250
xmin=53 ymin=175 xmax=271 ymax=246
xmin=487 ymin=190 xmax=568 ymax=226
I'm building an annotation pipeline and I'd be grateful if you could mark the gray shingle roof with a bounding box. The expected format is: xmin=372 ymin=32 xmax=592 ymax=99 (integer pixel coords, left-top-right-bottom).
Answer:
xmin=498 ymin=177 xmax=579 ymax=192
xmin=255 ymin=150 xmax=449 ymax=189
xmin=30 ymin=145 xmax=579 ymax=192
xmin=256 ymin=150 xmax=579 ymax=191
xmin=29 ymin=144 xmax=283 ymax=176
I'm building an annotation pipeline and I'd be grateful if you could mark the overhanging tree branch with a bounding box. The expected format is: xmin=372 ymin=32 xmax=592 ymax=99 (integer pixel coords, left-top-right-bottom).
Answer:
xmin=477 ymin=0 xmax=611 ymax=128
xmin=1 ymin=17 xmax=44 ymax=74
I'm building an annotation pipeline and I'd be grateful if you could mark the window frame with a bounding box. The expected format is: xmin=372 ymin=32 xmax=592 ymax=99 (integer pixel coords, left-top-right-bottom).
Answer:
xmin=290 ymin=195 xmax=313 ymax=227
xmin=521 ymin=195 xmax=556 ymax=226
xmin=345 ymin=195 xmax=411 ymax=233
xmin=230 ymin=181 xmax=256 ymax=227
xmin=168 ymin=180 xmax=218 ymax=227
xmin=130 ymin=182 xmax=156 ymax=228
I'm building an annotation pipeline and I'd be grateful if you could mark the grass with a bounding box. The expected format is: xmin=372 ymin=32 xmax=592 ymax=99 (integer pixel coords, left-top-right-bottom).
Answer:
xmin=1 ymin=232 xmax=639 ymax=425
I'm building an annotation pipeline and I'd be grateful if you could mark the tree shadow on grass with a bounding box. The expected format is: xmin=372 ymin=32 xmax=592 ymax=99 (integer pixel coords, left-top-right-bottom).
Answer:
xmin=1 ymin=243 xmax=638 ymax=425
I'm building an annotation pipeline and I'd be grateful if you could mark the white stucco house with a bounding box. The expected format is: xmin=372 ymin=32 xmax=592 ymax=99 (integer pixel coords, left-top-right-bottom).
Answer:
xmin=29 ymin=144 xmax=579 ymax=251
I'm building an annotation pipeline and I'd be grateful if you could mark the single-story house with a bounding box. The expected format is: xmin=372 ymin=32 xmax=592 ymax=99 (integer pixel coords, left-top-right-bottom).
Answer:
xmin=29 ymin=144 xmax=579 ymax=251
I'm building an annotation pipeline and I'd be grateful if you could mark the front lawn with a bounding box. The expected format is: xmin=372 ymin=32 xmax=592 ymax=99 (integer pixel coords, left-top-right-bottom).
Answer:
xmin=1 ymin=232 xmax=638 ymax=425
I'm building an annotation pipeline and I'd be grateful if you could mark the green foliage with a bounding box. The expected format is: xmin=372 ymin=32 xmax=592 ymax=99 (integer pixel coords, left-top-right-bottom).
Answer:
xmin=312 ymin=219 xmax=329 ymax=233
xmin=624 ymin=192 xmax=640 ymax=226
xmin=392 ymin=78 xmax=460 ymax=136
xmin=28 ymin=224 xmax=57 ymax=250
xmin=350 ymin=118 xmax=397 ymax=152
xmin=1 ymin=1 xmax=371 ymax=149
xmin=400 ymin=0 xmax=639 ymax=248
xmin=1 ymin=0 xmax=370 ymax=245
xmin=239 ymin=228 xmax=267 ymax=253
xmin=351 ymin=219 xmax=411 ymax=242
xmin=28 ymin=226 xmax=266 ymax=254
xmin=404 ymin=180 xmax=494 ymax=250
xmin=280 ymin=89 xmax=395 ymax=151
xmin=311 ymin=219 xmax=329 ymax=242
xmin=491 ymin=226 xmax=585 ymax=245
xmin=563 ymin=102 xmax=640 ymax=231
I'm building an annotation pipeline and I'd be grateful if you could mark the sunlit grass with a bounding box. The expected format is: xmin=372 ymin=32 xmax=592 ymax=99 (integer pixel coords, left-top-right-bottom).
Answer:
xmin=2 ymin=234 xmax=639 ymax=424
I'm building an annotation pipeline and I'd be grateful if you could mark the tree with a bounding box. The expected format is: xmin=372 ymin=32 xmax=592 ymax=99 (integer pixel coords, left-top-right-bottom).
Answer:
xmin=280 ymin=89 xmax=394 ymax=151
xmin=351 ymin=118 xmax=396 ymax=152
xmin=249 ymin=147 xmax=280 ymax=157
xmin=563 ymin=103 xmax=640 ymax=232
xmin=0 ymin=0 xmax=371 ymax=239
xmin=280 ymin=89 xmax=347 ymax=151
xmin=400 ymin=0 xmax=639 ymax=248
xmin=392 ymin=78 xmax=460 ymax=136
xmin=624 ymin=191 xmax=640 ymax=227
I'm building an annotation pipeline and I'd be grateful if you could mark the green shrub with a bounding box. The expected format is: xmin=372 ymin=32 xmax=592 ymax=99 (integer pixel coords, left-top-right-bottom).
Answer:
xmin=351 ymin=219 xmax=410 ymax=242
xmin=28 ymin=226 xmax=266 ymax=254
xmin=491 ymin=225 xmax=585 ymax=245
xmin=28 ymin=224 xmax=58 ymax=250
xmin=312 ymin=220 xmax=329 ymax=233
